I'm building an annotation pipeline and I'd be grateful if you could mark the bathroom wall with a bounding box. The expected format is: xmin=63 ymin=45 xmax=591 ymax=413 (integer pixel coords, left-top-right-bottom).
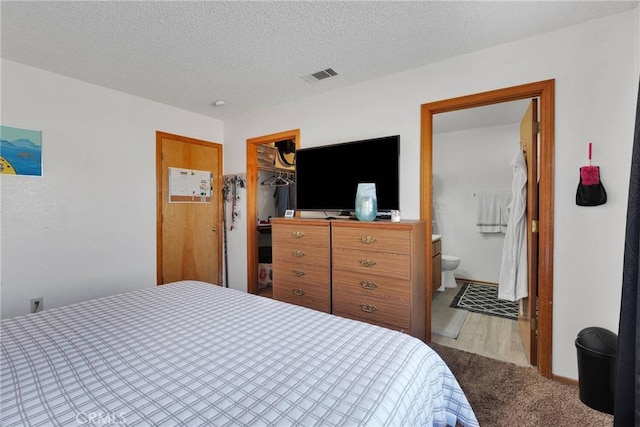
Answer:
xmin=433 ymin=122 xmax=519 ymax=283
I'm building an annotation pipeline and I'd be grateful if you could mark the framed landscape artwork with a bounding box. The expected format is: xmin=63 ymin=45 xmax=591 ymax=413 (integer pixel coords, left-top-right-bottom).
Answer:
xmin=0 ymin=125 xmax=42 ymax=176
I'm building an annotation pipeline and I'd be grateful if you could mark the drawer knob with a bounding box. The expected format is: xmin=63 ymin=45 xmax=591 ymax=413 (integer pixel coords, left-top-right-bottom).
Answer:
xmin=292 ymin=231 xmax=305 ymax=238
xmin=292 ymin=249 xmax=305 ymax=257
xmin=293 ymin=288 xmax=306 ymax=296
xmin=359 ymin=259 xmax=377 ymax=268
xmin=360 ymin=236 xmax=376 ymax=244
xmin=292 ymin=270 xmax=306 ymax=277
xmin=360 ymin=281 xmax=378 ymax=290
xmin=360 ymin=303 xmax=377 ymax=313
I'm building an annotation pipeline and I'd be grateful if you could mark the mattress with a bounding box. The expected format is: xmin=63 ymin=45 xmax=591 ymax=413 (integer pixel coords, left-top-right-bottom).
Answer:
xmin=1 ymin=281 xmax=478 ymax=426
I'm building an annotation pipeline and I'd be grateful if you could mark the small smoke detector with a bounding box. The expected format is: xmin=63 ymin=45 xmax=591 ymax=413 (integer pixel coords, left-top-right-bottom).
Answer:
xmin=300 ymin=68 xmax=338 ymax=84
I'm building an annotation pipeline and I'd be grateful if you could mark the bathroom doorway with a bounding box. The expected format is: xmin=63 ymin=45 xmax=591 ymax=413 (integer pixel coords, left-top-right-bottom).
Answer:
xmin=420 ymin=80 xmax=555 ymax=378
xmin=430 ymin=99 xmax=534 ymax=368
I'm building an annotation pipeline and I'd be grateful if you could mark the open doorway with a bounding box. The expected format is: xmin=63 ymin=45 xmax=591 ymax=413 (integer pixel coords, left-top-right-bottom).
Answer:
xmin=246 ymin=130 xmax=300 ymax=295
xmin=429 ymin=99 xmax=535 ymax=368
xmin=420 ymin=80 xmax=555 ymax=378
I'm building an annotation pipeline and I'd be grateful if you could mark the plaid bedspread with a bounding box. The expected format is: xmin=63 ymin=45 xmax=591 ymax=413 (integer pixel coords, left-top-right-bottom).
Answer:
xmin=1 ymin=281 xmax=478 ymax=426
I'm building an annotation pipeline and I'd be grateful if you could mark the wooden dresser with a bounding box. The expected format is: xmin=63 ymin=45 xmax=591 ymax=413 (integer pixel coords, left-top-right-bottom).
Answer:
xmin=271 ymin=218 xmax=425 ymax=340
xmin=271 ymin=219 xmax=331 ymax=313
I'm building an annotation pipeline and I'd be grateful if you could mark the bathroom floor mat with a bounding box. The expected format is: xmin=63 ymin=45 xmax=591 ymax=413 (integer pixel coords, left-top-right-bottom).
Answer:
xmin=450 ymin=282 xmax=518 ymax=320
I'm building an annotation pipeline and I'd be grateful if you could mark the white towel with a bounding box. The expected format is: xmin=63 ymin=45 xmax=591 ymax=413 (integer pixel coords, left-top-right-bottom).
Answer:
xmin=476 ymin=192 xmax=511 ymax=233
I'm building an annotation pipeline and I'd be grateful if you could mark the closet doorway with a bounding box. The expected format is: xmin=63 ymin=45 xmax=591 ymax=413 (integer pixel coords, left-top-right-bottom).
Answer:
xmin=246 ymin=129 xmax=300 ymax=295
xmin=420 ymin=80 xmax=555 ymax=378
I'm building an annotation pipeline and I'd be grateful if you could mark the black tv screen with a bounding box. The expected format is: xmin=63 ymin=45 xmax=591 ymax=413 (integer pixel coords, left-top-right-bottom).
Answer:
xmin=295 ymin=135 xmax=400 ymax=213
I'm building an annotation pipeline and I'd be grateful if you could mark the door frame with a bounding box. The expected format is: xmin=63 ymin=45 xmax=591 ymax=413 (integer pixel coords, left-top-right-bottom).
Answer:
xmin=246 ymin=129 xmax=300 ymax=294
xmin=156 ymin=131 xmax=224 ymax=285
xmin=420 ymin=80 xmax=555 ymax=378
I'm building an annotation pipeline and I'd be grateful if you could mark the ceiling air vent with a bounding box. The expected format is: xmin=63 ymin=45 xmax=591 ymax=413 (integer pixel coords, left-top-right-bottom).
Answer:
xmin=300 ymin=68 xmax=338 ymax=84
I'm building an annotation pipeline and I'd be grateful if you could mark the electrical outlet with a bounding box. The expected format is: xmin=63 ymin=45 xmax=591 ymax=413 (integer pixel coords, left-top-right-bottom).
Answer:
xmin=30 ymin=297 xmax=43 ymax=313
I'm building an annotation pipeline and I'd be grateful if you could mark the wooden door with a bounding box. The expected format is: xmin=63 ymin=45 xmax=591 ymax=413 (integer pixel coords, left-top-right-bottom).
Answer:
xmin=519 ymin=99 xmax=539 ymax=365
xmin=156 ymin=132 xmax=223 ymax=285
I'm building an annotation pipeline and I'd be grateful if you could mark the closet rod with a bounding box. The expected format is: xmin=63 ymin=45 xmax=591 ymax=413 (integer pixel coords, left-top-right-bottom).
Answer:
xmin=257 ymin=165 xmax=294 ymax=174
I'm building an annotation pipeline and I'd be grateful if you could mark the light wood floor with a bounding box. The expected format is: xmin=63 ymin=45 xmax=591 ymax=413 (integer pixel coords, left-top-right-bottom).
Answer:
xmin=431 ymin=283 xmax=530 ymax=367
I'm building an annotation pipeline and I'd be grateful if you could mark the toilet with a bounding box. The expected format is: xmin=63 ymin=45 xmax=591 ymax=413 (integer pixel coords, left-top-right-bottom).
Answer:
xmin=441 ymin=255 xmax=461 ymax=290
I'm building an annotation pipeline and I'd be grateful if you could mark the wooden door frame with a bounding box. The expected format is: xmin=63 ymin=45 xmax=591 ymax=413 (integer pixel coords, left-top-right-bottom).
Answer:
xmin=246 ymin=129 xmax=300 ymax=294
xmin=156 ymin=131 xmax=224 ymax=285
xmin=420 ymin=80 xmax=555 ymax=378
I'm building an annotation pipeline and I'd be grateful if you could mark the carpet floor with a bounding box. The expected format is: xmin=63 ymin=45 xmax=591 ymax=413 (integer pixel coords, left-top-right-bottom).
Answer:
xmin=451 ymin=282 xmax=518 ymax=320
xmin=429 ymin=343 xmax=613 ymax=426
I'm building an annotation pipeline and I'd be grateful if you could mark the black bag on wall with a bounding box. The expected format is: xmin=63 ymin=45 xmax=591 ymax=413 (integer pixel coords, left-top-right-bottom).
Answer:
xmin=576 ymin=166 xmax=607 ymax=206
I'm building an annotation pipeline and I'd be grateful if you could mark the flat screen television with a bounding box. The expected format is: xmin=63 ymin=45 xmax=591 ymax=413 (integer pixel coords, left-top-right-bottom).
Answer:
xmin=295 ymin=135 xmax=400 ymax=215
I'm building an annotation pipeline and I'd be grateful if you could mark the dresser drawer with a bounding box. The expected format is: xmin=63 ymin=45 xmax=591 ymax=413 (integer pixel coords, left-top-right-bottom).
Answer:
xmin=332 ymin=226 xmax=411 ymax=254
xmin=332 ymin=311 xmax=404 ymax=333
xmin=273 ymin=280 xmax=330 ymax=313
xmin=272 ymin=224 xmax=330 ymax=249
xmin=272 ymin=244 xmax=330 ymax=268
xmin=332 ymin=270 xmax=411 ymax=305
xmin=332 ymin=291 xmax=410 ymax=330
xmin=332 ymin=248 xmax=411 ymax=280
xmin=273 ymin=261 xmax=330 ymax=286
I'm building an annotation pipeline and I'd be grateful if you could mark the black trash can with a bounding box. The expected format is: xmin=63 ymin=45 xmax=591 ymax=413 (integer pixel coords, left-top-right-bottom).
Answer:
xmin=575 ymin=327 xmax=617 ymax=414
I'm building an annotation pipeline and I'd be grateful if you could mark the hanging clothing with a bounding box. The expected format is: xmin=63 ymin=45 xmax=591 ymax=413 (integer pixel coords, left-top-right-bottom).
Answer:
xmin=476 ymin=191 xmax=511 ymax=233
xmin=613 ymin=76 xmax=640 ymax=426
xmin=498 ymin=151 xmax=528 ymax=302
xmin=274 ymin=185 xmax=290 ymax=217
xmin=288 ymin=181 xmax=296 ymax=210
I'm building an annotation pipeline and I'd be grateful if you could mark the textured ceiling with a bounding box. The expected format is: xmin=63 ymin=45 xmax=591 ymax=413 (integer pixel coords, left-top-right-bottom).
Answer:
xmin=1 ymin=1 xmax=638 ymax=121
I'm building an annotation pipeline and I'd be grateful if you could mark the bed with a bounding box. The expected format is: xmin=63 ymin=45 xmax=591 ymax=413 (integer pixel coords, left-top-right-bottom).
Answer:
xmin=1 ymin=281 xmax=478 ymax=426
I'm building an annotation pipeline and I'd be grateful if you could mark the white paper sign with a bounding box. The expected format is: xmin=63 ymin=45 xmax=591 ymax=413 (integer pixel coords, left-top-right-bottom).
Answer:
xmin=168 ymin=167 xmax=212 ymax=203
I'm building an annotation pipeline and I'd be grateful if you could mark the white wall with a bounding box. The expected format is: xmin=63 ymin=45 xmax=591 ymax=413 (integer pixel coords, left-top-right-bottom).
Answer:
xmin=433 ymin=123 xmax=518 ymax=283
xmin=0 ymin=60 xmax=223 ymax=319
xmin=223 ymin=10 xmax=639 ymax=379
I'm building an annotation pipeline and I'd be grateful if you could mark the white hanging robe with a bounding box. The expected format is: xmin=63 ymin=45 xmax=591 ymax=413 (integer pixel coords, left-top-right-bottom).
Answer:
xmin=498 ymin=151 xmax=528 ymax=302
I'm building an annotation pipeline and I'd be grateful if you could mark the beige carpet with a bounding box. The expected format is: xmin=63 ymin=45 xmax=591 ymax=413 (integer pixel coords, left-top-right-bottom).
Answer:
xmin=429 ymin=342 xmax=614 ymax=427
xmin=432 ymin=287 xmax=468 ymax=338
